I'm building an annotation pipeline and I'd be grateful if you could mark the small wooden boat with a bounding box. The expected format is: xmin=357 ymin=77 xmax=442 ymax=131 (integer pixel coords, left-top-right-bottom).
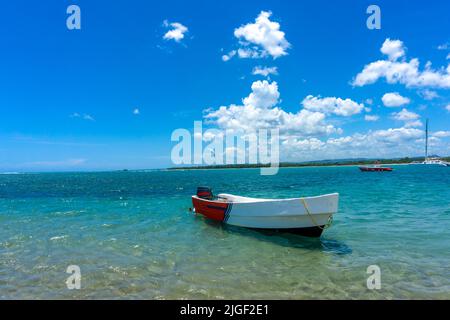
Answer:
xmin=191 ymin=187 xmax=339 ymax=237
xmin=359 ymin=166 xmax=393 ymax=172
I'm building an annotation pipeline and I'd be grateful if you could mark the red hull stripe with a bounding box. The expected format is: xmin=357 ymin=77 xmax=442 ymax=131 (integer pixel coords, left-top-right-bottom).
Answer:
xmin=192 ymin=197 xmax=230 ymax=222
xmin=206 ymin=205 xmax=228 ymax=211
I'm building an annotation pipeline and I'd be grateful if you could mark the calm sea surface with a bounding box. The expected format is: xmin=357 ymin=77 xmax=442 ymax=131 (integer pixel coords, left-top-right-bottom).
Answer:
xmin=1 ymin=165 xmax=449 ymax=299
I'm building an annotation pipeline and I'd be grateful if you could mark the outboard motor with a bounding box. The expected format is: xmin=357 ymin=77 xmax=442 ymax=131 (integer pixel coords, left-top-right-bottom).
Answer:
xmin=197 ymin=186 xmax=213 ymax=200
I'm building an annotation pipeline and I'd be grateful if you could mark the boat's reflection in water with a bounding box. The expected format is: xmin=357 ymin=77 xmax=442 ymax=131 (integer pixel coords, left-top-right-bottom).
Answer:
xmin=201 ymin=218 xmax=352 ymax=255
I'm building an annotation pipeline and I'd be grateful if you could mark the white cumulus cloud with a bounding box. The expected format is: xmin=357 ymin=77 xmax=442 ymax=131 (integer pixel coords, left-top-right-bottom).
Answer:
xmin=437 ymin=42 xmax=449 ymax=50
xmin=418 ymin=89 xmax=439 ymax=100
xmin=365 ymin=115 xmax=379 ymax=121
xmin=281 ymin=126 xmax=430 ymax=161
xmin=252 ymin=66 xmax=278 ymax=77
xmin=242 ymin=80 xmax=280 ymax=109
xmin=163 ymin=20 xmax=188 ymax=42
xmin=352 ymin=38 xmax=450 ymax=88
xmin=229 ymin=11 xmax=290 ymax=60
xmin=433 ymin=131 xmax=450 ymax=138
xmin=381 ymin=38 xmax=406 ymax=61
xmin=370 ymin=127 xmax=423 ymax=144
xmin=204 ymin=80 xmax=339 ymax=137
xmin=391 ymin=108 xmax=420 ymax=122
xmin=404 ymin=120 xmax=423 ymax=128
xmin=222 ymin=50 xmax=236 ymax=61
xmin=302 ymin=95 xmax=364 ymax=117
xmin=382 ymin=92 xmax=411 ymax=107
xmin=202 ymin=81 xmax=450 ymax=162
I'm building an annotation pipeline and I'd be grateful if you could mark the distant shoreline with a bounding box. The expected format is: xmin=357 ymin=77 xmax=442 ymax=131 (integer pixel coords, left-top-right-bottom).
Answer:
xmin=168 ymin=157 xmax=448 ymax=171
xmin=2 ymin=156 xmax=449 ymax=174
xmin=167 ymin=162 xmax=413 ymax=171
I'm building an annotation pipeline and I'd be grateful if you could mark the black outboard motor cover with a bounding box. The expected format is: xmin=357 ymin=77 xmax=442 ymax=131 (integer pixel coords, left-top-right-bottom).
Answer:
xmin=197 ymin=186 xmax=213 ymax=200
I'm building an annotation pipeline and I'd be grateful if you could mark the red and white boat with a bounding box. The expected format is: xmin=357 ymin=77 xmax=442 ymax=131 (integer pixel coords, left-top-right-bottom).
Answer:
xmin=359 ymin=166 xmax=393 ymax=172
xmin=192 ymin=187 xmax=339 ymax=237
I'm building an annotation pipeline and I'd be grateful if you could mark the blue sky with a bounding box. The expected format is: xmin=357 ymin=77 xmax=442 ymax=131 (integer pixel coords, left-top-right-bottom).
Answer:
xmin=1 ymin=0 xmax=449 ymax=171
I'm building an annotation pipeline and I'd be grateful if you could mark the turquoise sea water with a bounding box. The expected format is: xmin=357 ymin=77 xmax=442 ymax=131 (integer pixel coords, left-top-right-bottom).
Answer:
xmin=0 ymin=165 xmax=449 ymax=299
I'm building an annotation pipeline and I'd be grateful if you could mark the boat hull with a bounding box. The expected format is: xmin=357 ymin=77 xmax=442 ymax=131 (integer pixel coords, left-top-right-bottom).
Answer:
xmin=359 ymin=166 xmax=393 ymax=172
xmin=192 ymin=193 xmax=339 ymax=237
xmin=256 ymin=226 xmax=326 ymax=237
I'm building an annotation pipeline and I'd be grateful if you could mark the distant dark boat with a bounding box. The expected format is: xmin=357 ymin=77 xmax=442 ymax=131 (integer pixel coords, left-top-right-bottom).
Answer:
xmin=359 ymin=166 xmax=393 ymax=172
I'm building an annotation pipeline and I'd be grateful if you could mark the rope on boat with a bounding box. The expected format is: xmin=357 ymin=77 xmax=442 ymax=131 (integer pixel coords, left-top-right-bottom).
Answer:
xmin=300 ymin=198 xmax=333 ymax=230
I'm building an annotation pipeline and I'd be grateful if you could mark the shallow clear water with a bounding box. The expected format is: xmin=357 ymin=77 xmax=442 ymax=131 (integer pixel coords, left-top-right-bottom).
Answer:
xmin=0 ymin=165 xmax=449 ymax=299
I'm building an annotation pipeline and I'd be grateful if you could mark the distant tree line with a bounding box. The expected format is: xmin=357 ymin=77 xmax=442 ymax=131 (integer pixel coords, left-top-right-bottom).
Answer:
xmin=168 ymin=156 xmax=450 ymax=170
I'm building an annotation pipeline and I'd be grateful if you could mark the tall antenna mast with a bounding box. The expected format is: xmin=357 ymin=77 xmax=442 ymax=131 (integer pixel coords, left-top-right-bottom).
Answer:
xmin=425 ymin=118 xmax=429 ymax=160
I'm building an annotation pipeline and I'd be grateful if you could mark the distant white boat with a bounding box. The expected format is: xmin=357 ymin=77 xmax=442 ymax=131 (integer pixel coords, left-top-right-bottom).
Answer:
xmin=410 ymin=119 xmax=450 ymax=167
xmin=411 ymin=158 xmax=450 ymax=167
xmin=192 ymin=187 xmax=339 ymax=237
